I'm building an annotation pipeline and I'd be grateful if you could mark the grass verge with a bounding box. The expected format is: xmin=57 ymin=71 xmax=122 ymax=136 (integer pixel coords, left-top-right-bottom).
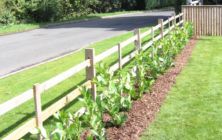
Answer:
xmin=141 ymin=36 xmax=222 ymax=140
xmin=0 ymin=11 xmax=141 ymax=36
xmin=0 ymin=26 xmax=154 ymax=138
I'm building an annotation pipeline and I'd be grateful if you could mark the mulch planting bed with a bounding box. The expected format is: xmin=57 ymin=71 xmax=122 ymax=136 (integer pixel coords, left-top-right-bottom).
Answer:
xmin=107 ymin=38 xmax=198 ymax=140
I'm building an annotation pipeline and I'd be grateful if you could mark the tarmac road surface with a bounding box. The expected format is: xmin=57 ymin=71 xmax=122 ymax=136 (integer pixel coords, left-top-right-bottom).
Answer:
xmin=0 ymin=10 xmax=174 ymax=77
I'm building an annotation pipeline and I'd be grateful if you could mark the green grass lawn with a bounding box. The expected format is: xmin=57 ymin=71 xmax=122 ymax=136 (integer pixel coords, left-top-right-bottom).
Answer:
xmin=0 ymin=26 xmax=154 ymax=138
xmin=0 ymin=23 xmax=41 ymax=35
xmin=0 ymin=11 xmax=141 ymax=35
xmin=141 ymin=36 xmax=222 ymax=140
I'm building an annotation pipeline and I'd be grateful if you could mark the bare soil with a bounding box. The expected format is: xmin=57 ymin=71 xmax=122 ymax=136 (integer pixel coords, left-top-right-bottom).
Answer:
xmin=106 ymin=38 xmax=198 ymax=140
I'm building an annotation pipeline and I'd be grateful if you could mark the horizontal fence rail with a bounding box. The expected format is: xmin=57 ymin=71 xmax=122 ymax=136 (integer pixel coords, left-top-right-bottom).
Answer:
xmin=0 ymin=60 xmax=91 ymax=116
xmin=1 ymin=13 xmax=184 ymax=140
xmin=183 ymin=5 xmax=222 ymax=36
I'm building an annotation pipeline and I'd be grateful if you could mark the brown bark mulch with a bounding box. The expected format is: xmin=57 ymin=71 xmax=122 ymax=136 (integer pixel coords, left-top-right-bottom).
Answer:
xmin=106 ymin=38 xmax=198 ymax=140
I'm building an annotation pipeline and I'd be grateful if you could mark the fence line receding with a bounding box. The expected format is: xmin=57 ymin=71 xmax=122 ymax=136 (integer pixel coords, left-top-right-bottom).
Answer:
xmin=1 ymin=13 xmax=184 ymax=140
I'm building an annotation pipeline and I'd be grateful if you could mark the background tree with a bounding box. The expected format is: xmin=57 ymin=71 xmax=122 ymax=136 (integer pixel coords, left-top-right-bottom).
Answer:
xmin=175 ymin=0 xmax=186 ymax=14
xmin=0 ymin=0 xmax=178 ymax=25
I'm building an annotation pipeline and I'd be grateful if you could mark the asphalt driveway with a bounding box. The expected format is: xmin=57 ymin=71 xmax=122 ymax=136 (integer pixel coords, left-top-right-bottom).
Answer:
xmin=0 ymin=10 xmax=174 ymax=77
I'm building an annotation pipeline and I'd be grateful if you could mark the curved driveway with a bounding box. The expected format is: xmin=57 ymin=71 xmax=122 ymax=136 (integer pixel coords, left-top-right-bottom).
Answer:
xmin=0 ymin=11 xmax=173 ymax=77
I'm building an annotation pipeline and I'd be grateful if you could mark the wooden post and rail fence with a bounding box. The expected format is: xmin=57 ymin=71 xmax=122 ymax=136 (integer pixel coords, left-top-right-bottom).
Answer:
xmin=2 ymin=4 xmax=222 ymax=137
xmin=0 ymin=13 xmax=184 ymax=140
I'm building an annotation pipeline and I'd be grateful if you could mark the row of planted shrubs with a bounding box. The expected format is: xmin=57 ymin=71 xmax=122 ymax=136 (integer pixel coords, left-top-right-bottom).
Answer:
xmin=32 ymin=23 xmax=193 ymax=140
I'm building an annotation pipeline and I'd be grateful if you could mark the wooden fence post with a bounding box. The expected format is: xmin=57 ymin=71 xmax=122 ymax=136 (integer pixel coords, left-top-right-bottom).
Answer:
xmin=181 ymin=13 xmax=183 ymax=22
xmin=173 ymin=14 xmax=176 ymax=26
xmin=168 ymin=18 xmax=171 ymax=29
xmin=151 ymin=27 xmax=155 ymax=58
xmin=118 ymin=43 xmax=123 ymax=95
xmin=134 ymin=29 xmax=141 ymax=52
xmin=33 ymin=84 xmax=43 ymax=140
xmin=118 ymin=43 xmax=122 ymax=70
xmin=151 ymin=27 xmax=154 ymax=42
xmin=158 ymin=19 xmax=164 ymax=38
xmin=182 ymin=7 xmax=185 ymax=23
xmin=85 ymin=48 xmax=97 ymax=100
xmin=179 ymin=13 xmax=182 ymax=23
xmin=134 ymin=29 xmax=141 ymax=82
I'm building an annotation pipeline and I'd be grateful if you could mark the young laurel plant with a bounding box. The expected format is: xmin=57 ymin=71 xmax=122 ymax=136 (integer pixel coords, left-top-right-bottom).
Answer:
xmin=94 ymin=63 xmax=113 ymax=88
xmin=172 ymin=25 xmax=190 ymax=51
xmin=94 ymin=63 xmax=132 ymax=111
xmin=136 ymin=52 xmax=146 ymax=94
xmin=116 ymin=70 xmax=132 ymax=111
xmin=79 ymin=86 xmax=106 ymax=140
xmin=159 ymin=39 xmax=175 ymax=70
xmin=145 ymin=24 xmax=191 ymax=82
xmin=31 ymin=111 xmax=83 ymax=140
xmin=97 ymin=89 xmax=127 ymax=127
xmin=146 ymin=42 xmax=168 ymax=79
xmin=184 ymin=22 xmax=194 ymax=39
xmin=50 ymin=111 xmax=82 ymax=140
xmin=94 ymin=63 xmax=131 ymax=127
xmin=129 ymin=51 xmax=155 ymax=100
xmin=167 ymin=34 xmax=180 ymax=59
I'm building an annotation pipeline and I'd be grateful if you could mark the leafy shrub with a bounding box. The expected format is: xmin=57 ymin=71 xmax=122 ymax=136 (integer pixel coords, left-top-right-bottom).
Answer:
xmin=175 ymin=0 xmax=186 ymax=14
xmin=0 ymin=10 xmax=16 ymax=25
xmin=0 ymin=0 xmax=5 ymax=14
xmin=121 ymin=0 xmax=137 ymax=10
xmin=79 ymin=87 xmax=105 ymax=140
xmin=0 ymin=0 xmax=16 ymax=25
xmin=129 ymin=52 xmax=154 ymax=100
xmin=2 ymin=0 xmax=103 ymax=23
xmin=94 ymin=0 xmax=122 ymax=13
xmin=94 ymin=63 xmax=131 ymax=126
xmin=184 ymin=22 xmax=194 ymax=38
xmin=30 ymin=111 xmax=83 ymax=140
xmin=25 ymin=0 xmax=62 ymax=22
xmin=145 ymin=0 xmax=175 ymax=9
xmin=50 ymin=111 xmax=82 ymax=140
xmin=0 ymin=0 xmax=177 ymax=25
xmin=5 ymin=0 xmax=29 ymax=21
xmin=147 ymin=43 xmax=173 ymax=78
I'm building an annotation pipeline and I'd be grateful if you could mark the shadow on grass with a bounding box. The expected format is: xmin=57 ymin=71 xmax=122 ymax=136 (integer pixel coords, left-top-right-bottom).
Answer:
xmin=0 ymin=79 xmax=86 ymax=138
